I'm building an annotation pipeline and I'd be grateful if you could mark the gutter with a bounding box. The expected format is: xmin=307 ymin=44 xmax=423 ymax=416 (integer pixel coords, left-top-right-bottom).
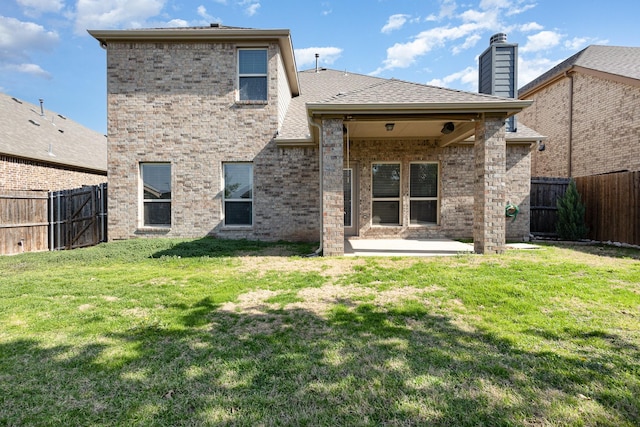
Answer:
xmin=566 ymin=70 xmax=574 ymax=177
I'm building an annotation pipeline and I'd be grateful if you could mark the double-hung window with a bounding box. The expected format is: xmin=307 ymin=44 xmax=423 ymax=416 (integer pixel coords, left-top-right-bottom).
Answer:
xmin=372 ymin=163 xmax=401 ymax=225
xmin=223 ymin=163 xmax=253 ymax=226
xmin=238 ymin=49 xmax=267 ymax=101
xmin=141 ymin=163 xmax=171 ymax=227
xmin=409 ymin=162 xmax=439 ymax=225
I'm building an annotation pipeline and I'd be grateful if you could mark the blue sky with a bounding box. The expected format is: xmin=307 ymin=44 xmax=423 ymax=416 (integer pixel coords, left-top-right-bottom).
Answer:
xmin=1 ymin=0 xmax=637 ymax=134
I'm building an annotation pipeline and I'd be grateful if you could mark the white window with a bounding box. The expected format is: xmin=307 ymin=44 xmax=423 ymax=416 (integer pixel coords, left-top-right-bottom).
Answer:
xmin=223 ymin=163 xmax=253 ymax=226
xmin=371 ymin=163 xmax=400 ymax=225
xmin=238 ymin=49 xmax=267 ymax=101
xmin=140 ymin=163 xmax=171 ymax=227
xmin=410 ymin=162 xmax=439 ymax=225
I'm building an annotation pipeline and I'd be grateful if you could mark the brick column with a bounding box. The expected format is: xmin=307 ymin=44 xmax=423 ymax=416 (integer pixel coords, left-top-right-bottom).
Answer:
xmin=321 ymin=118 xmax=344 ymax=256
xmin=474 ymin=115 xmax=506 ymax=254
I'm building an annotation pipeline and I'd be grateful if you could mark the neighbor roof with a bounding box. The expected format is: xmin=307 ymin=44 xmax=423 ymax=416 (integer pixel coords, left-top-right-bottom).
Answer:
xmin=519 ymin=45 xmax=640 ymax=97
xmin=0 ymin=93 xmax=107 ymax=173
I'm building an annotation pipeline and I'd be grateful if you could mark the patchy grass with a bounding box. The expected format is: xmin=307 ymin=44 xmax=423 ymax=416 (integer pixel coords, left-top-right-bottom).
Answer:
xmin=0 ymin=238 xmax=639 ymax=426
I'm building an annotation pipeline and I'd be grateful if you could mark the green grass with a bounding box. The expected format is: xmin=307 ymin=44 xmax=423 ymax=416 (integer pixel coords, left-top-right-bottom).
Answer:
xmin=1 ymin=238 xmax=639 ymax=426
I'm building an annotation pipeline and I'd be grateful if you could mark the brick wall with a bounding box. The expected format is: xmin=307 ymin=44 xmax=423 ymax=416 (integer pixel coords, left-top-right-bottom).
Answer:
xmin=0 ymin=155 xmax=106 ymax=191
xmin=106 ymin=41 xmax=318 ymax=242
xmin=519 ymin=73 xmax=640 ymax=178
xmin=347 ymin=138 xmax=530 ymax=242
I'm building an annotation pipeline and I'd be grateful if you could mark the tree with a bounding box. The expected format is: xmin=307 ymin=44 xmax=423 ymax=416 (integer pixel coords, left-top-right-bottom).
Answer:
xmin=556 ymin=179 xmax=588 ymax=240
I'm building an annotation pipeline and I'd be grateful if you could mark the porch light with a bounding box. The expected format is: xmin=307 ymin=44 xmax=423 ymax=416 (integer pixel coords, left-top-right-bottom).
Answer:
xmin=385 ymin=123 xmax=395 ymax=131
xmin=441 ymin=122 xmax=455 ymax=134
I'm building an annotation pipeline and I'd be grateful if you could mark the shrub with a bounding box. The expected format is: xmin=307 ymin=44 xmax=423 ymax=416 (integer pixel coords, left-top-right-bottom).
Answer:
xmin=556 ymin=179 xmax=588 ymax=240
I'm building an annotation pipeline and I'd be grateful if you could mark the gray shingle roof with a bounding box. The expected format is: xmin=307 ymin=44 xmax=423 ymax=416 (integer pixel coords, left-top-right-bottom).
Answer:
xmin=279 ymin=68 xmax=530 ymax=140
xmin=0 ymin=93 xmax=107 ymax=172
xmin=519 ymin=45 xmax=640 ymax=96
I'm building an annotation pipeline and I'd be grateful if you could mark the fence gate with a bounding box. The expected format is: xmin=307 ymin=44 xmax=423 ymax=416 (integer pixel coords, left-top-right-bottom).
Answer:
xmin=49 ymin=183 xmax=107 ymax=250
xmin=530 ymin=177 xmax=570 ymax=236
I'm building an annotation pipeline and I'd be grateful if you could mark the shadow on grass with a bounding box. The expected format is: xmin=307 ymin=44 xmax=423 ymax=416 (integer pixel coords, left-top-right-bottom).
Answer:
xmin=537 ymin=241 xmax=640 ymax=260
xmin=2 ymin=296 xmax=639 ymax=426
xmin=151 ymin=237 xmax=316 ymax=259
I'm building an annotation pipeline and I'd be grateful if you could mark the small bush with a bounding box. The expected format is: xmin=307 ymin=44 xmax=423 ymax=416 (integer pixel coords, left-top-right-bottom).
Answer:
xmin=556 ymin=179 xmax=588 ymax=240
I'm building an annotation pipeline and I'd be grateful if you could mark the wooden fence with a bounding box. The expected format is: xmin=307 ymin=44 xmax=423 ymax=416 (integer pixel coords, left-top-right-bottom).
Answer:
xmin=530 ymin=177 xmax=570 ymax=236
xmin=0 ymin=190 xmax=49 ymax=255
xmin=0 ymin=184 xmax=107 ymax=255
xmin=531 ymin=173 xmax=640 ymax=246
xmin=576 ymin=171 xmax=640 ymax=246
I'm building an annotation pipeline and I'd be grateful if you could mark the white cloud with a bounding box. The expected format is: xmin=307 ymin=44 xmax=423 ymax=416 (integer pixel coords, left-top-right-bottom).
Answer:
xmin=74 ymin=0 xmax=166 ymax=34
xmin=196 ymin=5 xmax=222 ymax=23
xmin=0 ymin=16 xmax=59 ymax=61
xmin=517 ymin=56 xmax=561 ymax=87
xmin=165 ymin=18 xmax=189 ymax=27
xmin=17 ymin=0 xmax=64 ymax=16
xmin=295 ymin=47 xmax=343 ymax=69
xmin=381 ymin=14 xmax=410 ymax=34
xmin=452 ymin=34 xmax=481 ymax=54
xmin=520 ymin=30 xmax=562 ymax=53
xmin=519 ymin=22 xmax=543 ymax=32
xmin=4 ymin=63 xmax=52 ymax=79
xmin=427 ymin=66 xmax=477 ymax=89
xmin=238 ymin=0 xmax=260 ymax=16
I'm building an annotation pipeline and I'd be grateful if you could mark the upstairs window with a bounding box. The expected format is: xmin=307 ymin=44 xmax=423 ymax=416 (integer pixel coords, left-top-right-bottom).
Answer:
xmin=238 ymin=49 xmax=267 ymax=101
xmin=141 ymin=163 xmax=171 ymax=227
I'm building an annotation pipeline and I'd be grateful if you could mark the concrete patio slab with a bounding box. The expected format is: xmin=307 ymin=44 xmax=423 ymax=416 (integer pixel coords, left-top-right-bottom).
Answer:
xmin=344 ymin=238 xmax=475 ymax=257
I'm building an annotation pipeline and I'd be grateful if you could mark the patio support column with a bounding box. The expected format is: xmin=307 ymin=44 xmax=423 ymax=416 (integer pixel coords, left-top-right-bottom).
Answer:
xmin=474 ymin=114 xmax=506 ymax=254
xmin=321 ymin=118 xmax=345 ymax=256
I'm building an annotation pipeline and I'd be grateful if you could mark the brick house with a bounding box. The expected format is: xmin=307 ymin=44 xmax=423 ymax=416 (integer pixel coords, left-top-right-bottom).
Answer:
xmin=0 ymin=93 xmax=107 ymax=191
xmin=89 ymin=25 xmax=538 ymax=256
xmin=518 ymin=45 xmax=640 ymax=178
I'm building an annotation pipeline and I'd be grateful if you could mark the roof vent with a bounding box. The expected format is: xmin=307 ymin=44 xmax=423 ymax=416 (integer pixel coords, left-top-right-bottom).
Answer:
xmin=11 ymin=97 xmax=23 ymax=104
xmin=29 ymin=119 xmax=40 ymax=126
xmin=490 ymin=33 xmax=507 ymax=45
xmin=57 ymin=114 xmax=67 ymax=120
xmin=210 ymin=22 xmax=220 ymax=28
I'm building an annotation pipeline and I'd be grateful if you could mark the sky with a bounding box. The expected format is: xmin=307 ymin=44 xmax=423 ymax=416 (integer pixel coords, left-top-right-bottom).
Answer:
xmin=1 ymin=0 xmax=638 ymax=134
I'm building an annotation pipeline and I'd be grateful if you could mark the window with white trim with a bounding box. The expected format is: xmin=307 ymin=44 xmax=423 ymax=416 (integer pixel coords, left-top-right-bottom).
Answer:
xmin=223 ymin=163 xmax=253 ymax=226
xmin=410 ymin=162 xmax=439 ymax=225
xmin=141 ymin=163 xmax=171 ymax=227
xmin=238 ymin=49 xmax=267 ymax=101
xmin=371 ymin=163 xmax=400 ymax=225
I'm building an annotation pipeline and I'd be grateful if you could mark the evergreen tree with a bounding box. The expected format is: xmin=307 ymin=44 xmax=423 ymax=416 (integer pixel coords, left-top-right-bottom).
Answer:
xmin=556 ymin=179 xmax=588 ymax=240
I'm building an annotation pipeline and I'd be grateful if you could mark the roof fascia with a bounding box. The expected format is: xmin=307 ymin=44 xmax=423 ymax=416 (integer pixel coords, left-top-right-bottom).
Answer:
xmin=87 ymin=28 xmax=300 ymax=96
xmin=306 ymin=100 xmax=533 ymax=117
xmin=572 ymin=65 xmax=640 ymax=88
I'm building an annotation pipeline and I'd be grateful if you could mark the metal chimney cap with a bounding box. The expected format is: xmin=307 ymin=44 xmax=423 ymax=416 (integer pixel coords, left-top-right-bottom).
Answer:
xmin=490 ymin=33 xmax=507 ymax=45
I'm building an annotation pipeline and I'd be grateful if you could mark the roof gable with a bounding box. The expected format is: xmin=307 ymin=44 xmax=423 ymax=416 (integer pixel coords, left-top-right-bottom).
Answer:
xmin=519 ymin=45 xmax=640 ymax=96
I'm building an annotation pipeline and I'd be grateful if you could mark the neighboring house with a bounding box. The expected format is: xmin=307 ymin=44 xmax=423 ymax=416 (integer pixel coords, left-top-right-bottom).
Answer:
xmin=518 ymin=45 xmax=640 ymax=178
xmin=88 ymin=25 xmax=540 ymax=256
xmin=0 ymin=93 xmax=107 ymax=191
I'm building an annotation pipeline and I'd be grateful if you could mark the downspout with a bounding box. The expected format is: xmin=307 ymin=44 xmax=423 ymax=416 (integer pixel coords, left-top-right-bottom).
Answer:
xmin=566 ymin=70 xmax=574 ymax=177
xmin=308 ymin=116 xmax=323 ymax=256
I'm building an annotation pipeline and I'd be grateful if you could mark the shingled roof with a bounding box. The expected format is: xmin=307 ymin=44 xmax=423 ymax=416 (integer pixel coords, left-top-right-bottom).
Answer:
xmin=519 ymin=45 xmax=640 ymax=97
xmin=278 ymin=68 xmax=534 ymax=142
xmin=0 ymin=93 xmax=107 ymax=172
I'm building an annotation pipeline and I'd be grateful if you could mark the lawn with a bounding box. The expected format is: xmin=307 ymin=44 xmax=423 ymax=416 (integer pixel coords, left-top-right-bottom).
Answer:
xmin=1 ymin=238 xmax=639 ymax=426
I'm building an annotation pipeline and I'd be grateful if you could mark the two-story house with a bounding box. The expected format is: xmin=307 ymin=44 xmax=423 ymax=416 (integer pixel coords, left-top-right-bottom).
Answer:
xmin=518 ymin=45 xmax=640 ymax=178
xmin=89 ymin=25 xmax=537 ymax=256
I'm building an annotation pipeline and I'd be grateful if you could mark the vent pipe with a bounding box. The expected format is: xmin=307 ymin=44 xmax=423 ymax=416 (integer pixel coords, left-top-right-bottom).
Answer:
xmin=39 ymin=99 xmax=44 ymax=117
xmin=315 ymin=53 xmax=319 ymax=73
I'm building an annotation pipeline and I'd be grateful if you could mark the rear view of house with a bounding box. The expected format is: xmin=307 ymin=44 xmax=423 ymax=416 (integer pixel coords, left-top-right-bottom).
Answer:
xmin=89 ymin=26 xmax=538 ymax=255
